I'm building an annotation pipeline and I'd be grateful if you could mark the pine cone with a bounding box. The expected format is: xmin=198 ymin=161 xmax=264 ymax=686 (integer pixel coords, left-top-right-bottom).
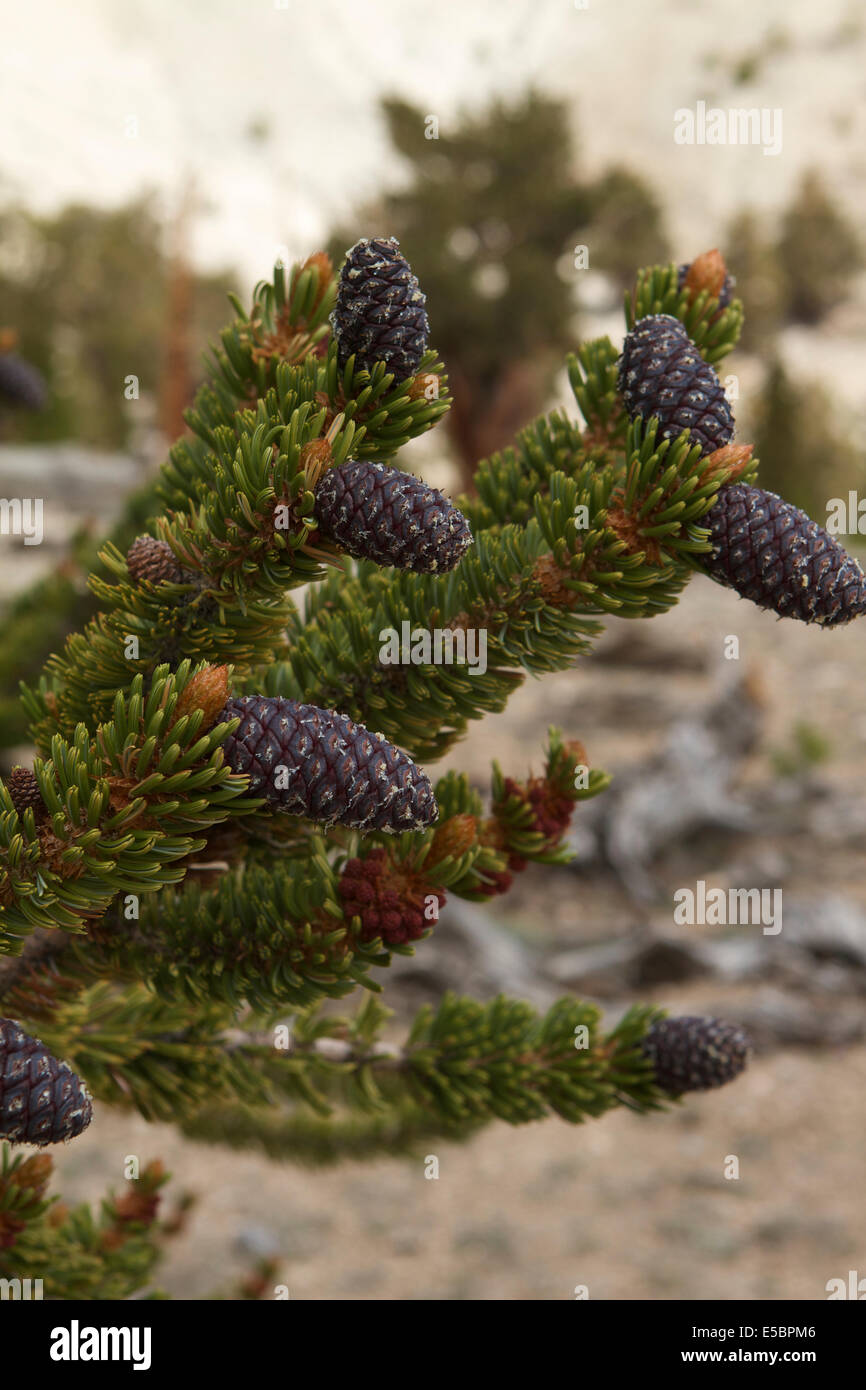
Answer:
xmin=641 ymin=1016 xmax=750 ymax=1094
xmin=705 ymin=482 xmax=866 ymax=626
xmin=313 ymin=459 xmax=472 ymax=573
xmin=0 ymin=1018 xmax=93 ymax=1146
xmin=6 ymin=766 xmax=45 ymax=820
xmin=618 ymin=313 xmax=734 ymax=457
xmin=0 ymin=352 xmax=47 ymax=410
xmin=331 ymin=237 xmax=429 ymax=380
xmin=217 ymin=695 xmax=438 ymax=832
xmin=126 ymin=536 xmax=190 ymax=586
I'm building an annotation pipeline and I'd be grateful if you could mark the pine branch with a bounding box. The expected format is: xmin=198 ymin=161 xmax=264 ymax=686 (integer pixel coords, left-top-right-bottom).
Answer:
xmin=0 ymin=1145 xmax=177 ymax=1299
xmin=0 ymin=663 xmax=251 ymax=950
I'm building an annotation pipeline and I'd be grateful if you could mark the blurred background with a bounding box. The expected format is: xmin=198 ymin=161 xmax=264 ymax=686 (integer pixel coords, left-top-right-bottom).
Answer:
xmin=2 ymin=0 xmax=866 ymax=1299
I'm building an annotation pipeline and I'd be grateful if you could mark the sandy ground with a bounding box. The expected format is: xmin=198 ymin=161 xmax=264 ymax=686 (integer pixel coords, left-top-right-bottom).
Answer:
xmin=51 ymin=1035 xmax=866 ymax=1302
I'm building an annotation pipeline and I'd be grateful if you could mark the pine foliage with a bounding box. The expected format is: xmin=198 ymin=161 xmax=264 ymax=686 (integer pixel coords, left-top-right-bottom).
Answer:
xmin=2 ymin=241 xmax=857 ymax=1298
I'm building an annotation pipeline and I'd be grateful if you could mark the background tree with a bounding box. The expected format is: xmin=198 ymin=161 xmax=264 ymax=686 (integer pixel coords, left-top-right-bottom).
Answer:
xmin=726 ymin=169 xmax=863 ymax=348
xmin=776 ymin=169 xmax=862 ymax=325
xmin=0 ymin=195 xmax=237 ymax=449
xmin=329 ymin=92 xmax=668 ymax=488
xmin=751 ymin=358 xmax=864 ymax=521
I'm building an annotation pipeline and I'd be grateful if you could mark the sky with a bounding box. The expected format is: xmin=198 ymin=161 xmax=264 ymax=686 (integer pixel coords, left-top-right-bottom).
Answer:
xmin=2 ymin=0 xmax=865 ymax=291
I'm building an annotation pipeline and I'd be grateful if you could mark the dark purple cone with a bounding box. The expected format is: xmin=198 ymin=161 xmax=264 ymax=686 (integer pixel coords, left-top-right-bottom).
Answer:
xmin=641 ymin=1016 xmax=750 ymax=1094
xmin=331 ymin=237 xmax=429 ymax=380
xmin=0 ymin=353 xmax=47 ymax=410
xmin=705 ymin=482 xmax=866 ymax=626
xmin=217 ymin=695 xmax=438 ymax=833
xmin=676 ymin=262 xmax=735 ymax=310
xmin=618 ymin=313 xmax=734 ymax=457
xmin=314 ymin=459 xmax=472 ymax=573
xmin=0 ymin=1019 xmax=93 ymax=1145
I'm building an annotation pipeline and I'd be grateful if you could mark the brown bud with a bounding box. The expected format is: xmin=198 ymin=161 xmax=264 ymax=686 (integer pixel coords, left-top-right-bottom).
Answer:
xmin=111 ymin=1187 xmax=161 ymax=1226
xmin=683 ymin=249 xmax=728 ymax=303
xmin=172 ymin=665 xmax=230 ymax=731
xmin=140 ymin=1159 xmax=166 ymax=1185
xmin=533 ymin=553 xmax=580 ymax=606
xmin=428 ymin=813 xmax=479 ymax=865
xmin=699 ymin=442 xmax=754 ymax=485
xmin=0 ymin=328 xmax=18 ymax=353
xmin=562 ymin=739 xmax=588 ymax=773
xmin=11 ymin=1153 xmax=53 ymax=1196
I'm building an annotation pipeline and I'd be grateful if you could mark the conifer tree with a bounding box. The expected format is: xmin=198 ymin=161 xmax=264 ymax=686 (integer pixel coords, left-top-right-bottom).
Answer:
xmin=1 ymin=240 xmax=862 ymax=1298
xmin=329 ymin=93 xmax=668 ymax=486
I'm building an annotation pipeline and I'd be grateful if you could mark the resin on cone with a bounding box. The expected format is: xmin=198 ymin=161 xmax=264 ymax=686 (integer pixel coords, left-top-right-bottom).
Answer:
xmin=618 ymin=313 xmax=734 ymax=457
xmin=705 ymin=482 xmax=866 ymax=626
xmin=217 ymin=695 xmax=438 ymax=832
xmin=314 ymin=459 xmax=472 ymax=573
xmin=331 ymin=237 xmax=429 ymax=380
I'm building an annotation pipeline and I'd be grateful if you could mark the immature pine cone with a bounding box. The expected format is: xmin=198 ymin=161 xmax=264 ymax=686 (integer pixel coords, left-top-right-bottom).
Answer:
xmin=6 ymin=766 xmax=45 ymax=819
xmin=217 ymin=695 xmax=437 ymax=832
xmin=0 ymin=352 xmax=47 ymax=410
xmin=127 ymin=536 xmax=188 ymax=586
xmin=0 ymin=1019 xmax=93 ymax=1145
xmin=314 ymin=459 xmax=472 ymax=573
xmin=618 ymin=313 xmax=734 ymax=457
xmin=641 ymin=1016 xmax=750 ymax=1094
xmin=705 ymin=482 xmax=866 ymax=626
xmin=331 ymin=237 xmax=429 ymax=380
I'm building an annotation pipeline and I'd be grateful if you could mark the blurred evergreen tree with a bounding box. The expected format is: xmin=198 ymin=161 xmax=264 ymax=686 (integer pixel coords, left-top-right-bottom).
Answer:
xmin=0 ymin=196 xmax=237 ymax=449
xmin=752 ymin=358 xmax=864 ymax=520
xmin=776 ymin=170 xmax=862 ymax=325
xmin=727 ymin=171 xmax=863 ymax=349
xmin=329 ymin=92 xmax=668 ymax=487
xmin=724 ymin=209 xmax=785 ymax=350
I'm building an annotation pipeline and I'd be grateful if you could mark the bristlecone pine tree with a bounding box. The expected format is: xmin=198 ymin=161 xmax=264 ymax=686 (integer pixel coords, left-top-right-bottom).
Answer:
xmin=0 ymin=242 xmax=860 ymax=1298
